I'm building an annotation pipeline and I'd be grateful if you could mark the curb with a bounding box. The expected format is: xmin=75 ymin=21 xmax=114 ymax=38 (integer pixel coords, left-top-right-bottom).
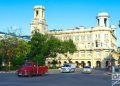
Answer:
xmin=0 ymin=71 xmax=16 ymax=74
xmin=105 ymin=72 xmax=112 ymax=75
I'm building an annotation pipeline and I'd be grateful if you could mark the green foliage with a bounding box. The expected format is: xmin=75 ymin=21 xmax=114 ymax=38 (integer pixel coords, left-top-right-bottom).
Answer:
xmin=0 ymin=29 xmax=77 ymax=70
xmin=14 ymin=40 xmax=30 ymax=58
xmin=32 ymin=54 xmax=45 ymax=66
xmin=0 ymin=37 xmax=18 ymax=66
xmin=0 ymin=35 xmax=30 ymax=70
xmin=11 ymin=57 xmax=25 ymax=67
xmin=29 ymin=30 xmax=77 ymax=65
xmin=0 ymin=56 xmax=2 ymax=66
xmin=30 ymin=31 xmax=47 ymax=58
xmin=46 ymin=36 xmax=62 ymax=57
xmin=61 ymin=39 xmax=77 ymax=54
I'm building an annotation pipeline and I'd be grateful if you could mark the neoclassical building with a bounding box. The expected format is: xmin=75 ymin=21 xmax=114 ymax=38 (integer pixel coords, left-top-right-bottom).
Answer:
xmin=31 ymin=5 xmax=117 ymax=68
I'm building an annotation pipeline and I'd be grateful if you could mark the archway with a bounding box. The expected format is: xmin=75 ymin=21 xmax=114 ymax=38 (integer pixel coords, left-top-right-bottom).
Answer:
xmin=64 ymin=61 xmax=67 ymax=64
xmin=48 ymin=61 xmax=51 ymax=64
xmin=75 ymin=61 xmax=79 ymax=68
xmin=96 ymin=61 xmax=101 ymax=68
xmin=87 ymin=61 xmax=91 ymax=67
xmin=81 ymin=61 xmax=86 ymax=68
xmin=69 ymin=61 xmax=73 ymax=63
xmin=106 ymin=61 xmax=109 ymax=67
xmin=105 ymin=61 xmax=109 ymax=70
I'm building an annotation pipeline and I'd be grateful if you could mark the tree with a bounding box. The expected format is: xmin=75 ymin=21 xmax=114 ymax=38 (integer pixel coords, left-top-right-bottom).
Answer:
xmin=46 ymin=35 xmax=62 ymax=57
xmin=0 ymin=36 xmax=18 ymax=70
xmin=29 ymin=31 xmax=48 ymax=65
xmin=11 ymin=39 xmax=30 ymax=68
xmin=30 ymin=31 xmax=62 ymax=65
xmin=32 ymin=54 xmax=45 ymax=66
xmin=29 ymin=30 xmax=77 ymax=66
xmin=0 ymin=35 xmax=30 ymax=71
xmin=60 ymin=39 xmax=77 ymax=63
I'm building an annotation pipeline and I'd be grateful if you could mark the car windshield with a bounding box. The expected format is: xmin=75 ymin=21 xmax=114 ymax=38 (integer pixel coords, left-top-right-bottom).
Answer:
xmin=84 ymin=66 xmax=90 ymax=68
xmin=63 ymin=64 xmax=70 ymax=67
xmin=22 ymin=62 xmax=32 ymax=67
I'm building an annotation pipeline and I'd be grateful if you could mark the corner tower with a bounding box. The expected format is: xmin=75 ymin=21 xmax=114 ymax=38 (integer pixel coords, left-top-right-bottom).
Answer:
xmin=31 ymin=5 xmax=48 ymax=34
xmin=96 ymin=12 xmax=109 ymax=27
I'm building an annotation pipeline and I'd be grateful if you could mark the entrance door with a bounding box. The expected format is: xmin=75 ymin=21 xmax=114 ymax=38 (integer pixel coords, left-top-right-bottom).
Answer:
xmin=87 ymin=61 xmax=91 ymax=67
xmin=96 ymin=61 xmax=101 ymax=68
xmin=81 ymin=61 xmax=86 ymax=68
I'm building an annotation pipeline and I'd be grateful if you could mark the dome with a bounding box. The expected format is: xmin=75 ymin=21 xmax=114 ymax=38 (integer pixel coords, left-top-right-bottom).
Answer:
xmin=34 ymin=5 xmax=45 ymax=9
xmin=97 ymin=12 xmax=109 ymax=17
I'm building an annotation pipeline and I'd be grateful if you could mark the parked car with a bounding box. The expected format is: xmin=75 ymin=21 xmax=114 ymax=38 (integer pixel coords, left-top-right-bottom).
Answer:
xmin=82 ymin=66 xmax=92 ymax=73
xmin=61 ymin=63 xmax=76 ymax=73
xmin=17 ymin=61 xmax=48 ymax=77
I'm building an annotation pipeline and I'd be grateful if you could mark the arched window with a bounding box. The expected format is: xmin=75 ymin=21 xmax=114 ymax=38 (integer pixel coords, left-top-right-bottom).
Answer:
xmin=36 ymin=10 xmax=39 ymax=16
xmin=97 ymin=19 xmax=99 ymax=26
xmin=104 ymin=18 xmax=107 ymax=26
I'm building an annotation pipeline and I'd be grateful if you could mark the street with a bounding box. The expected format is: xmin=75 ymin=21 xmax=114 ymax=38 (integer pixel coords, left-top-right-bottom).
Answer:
xmin=0 ymin=69 xmax=112 ymax=86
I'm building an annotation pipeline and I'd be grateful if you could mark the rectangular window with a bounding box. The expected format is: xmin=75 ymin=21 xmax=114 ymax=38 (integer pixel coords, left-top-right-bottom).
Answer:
xmin=96 ymin=51 xmax=100 ymax=57
xmin=98 ymin=34 xmax=100 ymax=39
xmin=64 ymin=36 xmax=67 ymax=40
xmin=76 ymin=52 xmax=79 ymax=58
xmin=96 ymin=34 xmax=97 ymax=38
xmin=104 ymin=34 xmax=108 ymax=39
xmin=96 ymin=40 xmax=98 ymax=47
xmin=81 ymin=35 xmax=85 ymax=41
xmin=87 ymin=34 xmax=91 ymax=41
xmin=87 ymin=43 xmax=90 ymax=48
xmin=105 ymin=51 xmax=109 ymax=56
xmin=96 ymin=34 xmax=100 ymax=39
xmin=87 ymin=51 xmax=92 ymax=57
xmin=81 ymin=51 xmax=85 ymax=57
xmin=75 ymin=36 xmax=79 ymax=41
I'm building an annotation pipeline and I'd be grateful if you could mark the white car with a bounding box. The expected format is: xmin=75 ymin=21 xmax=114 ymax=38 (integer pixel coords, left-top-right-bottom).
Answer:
xmin=61 ymin=64 xmax=76 ymax=73
xmin=83 ymin=66 xmax=92 ymax=73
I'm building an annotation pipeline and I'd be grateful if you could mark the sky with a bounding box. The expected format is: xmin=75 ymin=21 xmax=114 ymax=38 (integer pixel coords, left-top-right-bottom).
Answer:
xmin=0 ymin=0 xmax=120 ymax=46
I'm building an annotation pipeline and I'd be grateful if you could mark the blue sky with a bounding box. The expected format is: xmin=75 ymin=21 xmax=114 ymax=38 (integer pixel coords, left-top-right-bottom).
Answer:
xmin=0 ymin=0 xmax=120 ymax=46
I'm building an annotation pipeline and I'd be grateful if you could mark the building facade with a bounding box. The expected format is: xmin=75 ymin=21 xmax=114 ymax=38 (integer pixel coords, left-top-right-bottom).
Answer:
xmin=31 ymin=5 xmax=117 ymax=68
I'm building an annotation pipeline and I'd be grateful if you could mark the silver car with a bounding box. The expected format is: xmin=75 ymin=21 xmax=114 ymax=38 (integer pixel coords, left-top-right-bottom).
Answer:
xmin=82 ymin=66 xmax=92 ymax=73
xmin=61 ymin=64 xmax=76 ymax=73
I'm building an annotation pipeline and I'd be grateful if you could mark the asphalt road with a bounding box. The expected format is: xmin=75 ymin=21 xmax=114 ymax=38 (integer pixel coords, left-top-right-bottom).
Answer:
xmin=0 ymin=69 xmax=112 ymax=86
